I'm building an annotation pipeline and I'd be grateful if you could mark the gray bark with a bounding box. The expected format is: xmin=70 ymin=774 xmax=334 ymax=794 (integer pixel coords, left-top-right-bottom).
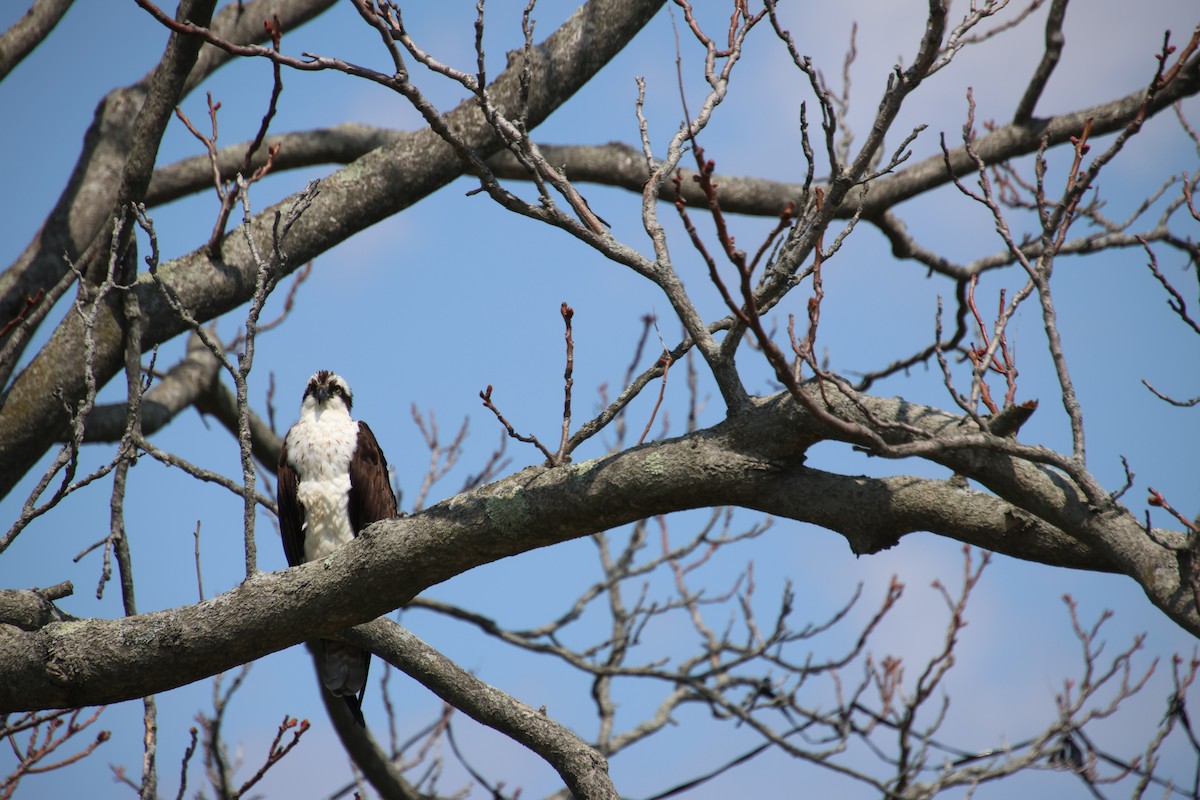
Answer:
xmin=3 ymin=387 xmax=1191 ymax=713
xmin=0 ymin=0 xmax=668 ymax=498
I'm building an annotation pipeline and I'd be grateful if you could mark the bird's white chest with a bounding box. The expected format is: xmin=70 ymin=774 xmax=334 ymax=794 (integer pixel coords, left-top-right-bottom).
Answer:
xmin=285 ymin=409 xmax=360 ymax=562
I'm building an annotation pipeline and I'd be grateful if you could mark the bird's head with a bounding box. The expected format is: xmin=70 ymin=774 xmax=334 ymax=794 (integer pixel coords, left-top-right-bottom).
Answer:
xmin=301 ymin=370 xmax=354 ymax=415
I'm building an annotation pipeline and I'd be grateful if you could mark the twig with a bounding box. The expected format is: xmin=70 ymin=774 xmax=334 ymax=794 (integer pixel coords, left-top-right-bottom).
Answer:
xmin=0 ymin=288 xmax=44 ymax=338
xmin=1 ymin=213 xmax=132 ymax=554
xmin=459 ymin=431 xmax=510 ymax=493
xmin=638 ymin=351 xmax=672 ymax=446
xmin=1148 ymin=488 xmax=1200 ymax=534
xmin=174 ymin=727 xmax=199 ymax=800
xmin=1 ymin=708 xmax=110 ymax=799
xmin=193 ymin=521 xmax=206 ymax=602
xmin=410 ymin=406 xmax=469 ymax=512
xmin=558 ymin=302 xmax=575 ymax=462
xmin=479 ymin=384 xmax=555 ymax=463
xmin=1140 ymin=237 xmax=1200 ymax=336
xmin=233 ymin=716 xmax=310 ymax=798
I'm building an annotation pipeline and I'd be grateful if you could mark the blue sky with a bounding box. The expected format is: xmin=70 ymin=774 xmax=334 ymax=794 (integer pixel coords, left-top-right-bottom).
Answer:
xmin=2 ymin=1 xmax=1199 ymax=798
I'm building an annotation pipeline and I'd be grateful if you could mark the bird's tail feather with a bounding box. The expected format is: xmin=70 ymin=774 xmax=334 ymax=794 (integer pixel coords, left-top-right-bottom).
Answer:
xmin=343 ymin=693 xmax=366 ymax=728
xmin=320 ymin=639 xmax=370 ymax=727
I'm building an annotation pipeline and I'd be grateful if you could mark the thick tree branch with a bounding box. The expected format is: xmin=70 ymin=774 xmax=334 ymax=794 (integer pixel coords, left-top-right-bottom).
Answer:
xmin=0 ymin=0 xmax=668 ymax=500
xmin=0 ymin=0 xmax=335 ymax=380
xmin=313 ymin=646 xmax=421 ymax=800
xmin=143 ymin=49 xmax=1200 ymax=223
xmin=76 ymin=332 xmax=219 ymax=443
xmin=0 ymin=0 xmax=74 ymax=81
xmin=742 ymin=465 xmax=1113 ymax=573
xmin=347 ymin=619 xmax=616 ymax=800
xmin=191 ymin=373 xmax=282 ymax=472
xmin=4 ymin=4 xmax=1196 ymax=795
xmin=0 ymin=581 xmax=75 ymax=631
xmin=146 ymin=123 xmax=399 ymax=206
xmin=0 ymin=0 xmax=220 ymax=390
xmin=1013 ymin=0 xmax=1069 ymax=123
xmin=3 ymin=388 xmax=1191 ymax=713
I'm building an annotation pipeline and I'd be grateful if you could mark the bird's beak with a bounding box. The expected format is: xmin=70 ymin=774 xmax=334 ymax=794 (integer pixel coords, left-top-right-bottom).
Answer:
xmin=315 ymin=387 xmax=331 ymax=404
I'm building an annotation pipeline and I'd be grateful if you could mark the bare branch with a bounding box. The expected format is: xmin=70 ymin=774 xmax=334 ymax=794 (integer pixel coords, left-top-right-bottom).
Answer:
xmin=0 ymin=0 xmax=74 ymax=81
xmin=1014 ymin=0 xmax=1069 ymax=123
xmin=346 ymin=619 xmax=617 ymax=800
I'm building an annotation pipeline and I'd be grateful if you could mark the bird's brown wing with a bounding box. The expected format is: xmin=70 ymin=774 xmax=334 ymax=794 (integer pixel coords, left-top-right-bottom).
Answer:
xmin=348 ymin=421 xmax=397 ymax=534
xmin=277 ymin=434 xmax=306 ymax=567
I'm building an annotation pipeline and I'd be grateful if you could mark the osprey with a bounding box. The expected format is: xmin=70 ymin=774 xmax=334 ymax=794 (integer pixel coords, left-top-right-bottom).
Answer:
xmin=277 ymin=370 xmax=396 ymax=727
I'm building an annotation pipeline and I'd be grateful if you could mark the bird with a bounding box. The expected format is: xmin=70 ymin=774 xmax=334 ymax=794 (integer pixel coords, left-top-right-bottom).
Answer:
xmin=276 ymin=370 xmax=396 ymax=727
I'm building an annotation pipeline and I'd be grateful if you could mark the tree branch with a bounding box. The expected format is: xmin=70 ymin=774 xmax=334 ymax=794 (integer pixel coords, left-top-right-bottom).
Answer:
xmin=3 ymin=388 xmax=1192 ymax=713
xmin=75 ymin=332 xmax=219 ymax=443
xmin=140 ymin=53 xmax=1200 ymax=223
xmin=347 ymin=619 xmax=616 ymax=800
xmin=0 ymin=0 xmax=74 ymax=81
xmin=0 ymin=0 xmax=669 ymax=500
xmin=0 ymin=0 xmax=319 ymax=380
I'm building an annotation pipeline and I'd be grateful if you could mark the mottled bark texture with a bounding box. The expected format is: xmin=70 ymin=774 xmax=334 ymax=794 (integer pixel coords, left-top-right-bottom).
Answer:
xmin=0 ymin=0 xmax=668 ymax=496
xmin=4 ymin=387 xmax=1191 ymax=712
